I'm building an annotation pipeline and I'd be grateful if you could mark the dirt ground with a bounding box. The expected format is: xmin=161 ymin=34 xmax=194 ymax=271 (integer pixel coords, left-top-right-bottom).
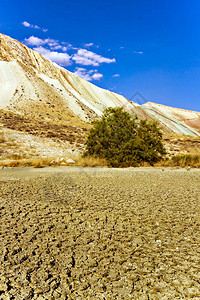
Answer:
xmin=0 ymin=167 xmax=200 ymax=299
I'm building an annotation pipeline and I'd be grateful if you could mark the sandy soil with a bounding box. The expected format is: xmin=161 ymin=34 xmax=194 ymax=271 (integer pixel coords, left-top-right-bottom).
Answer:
xmin=0 ymin=167 xmax=200 ymax=299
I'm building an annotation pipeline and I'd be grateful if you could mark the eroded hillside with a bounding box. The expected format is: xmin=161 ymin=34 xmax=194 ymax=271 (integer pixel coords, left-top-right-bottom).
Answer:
xmin=0 ymin=33 xmax=200 ymax=160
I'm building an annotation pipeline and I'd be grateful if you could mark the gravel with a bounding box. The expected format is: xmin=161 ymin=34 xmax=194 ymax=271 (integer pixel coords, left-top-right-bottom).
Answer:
xmin=0 ymin=167 xmax=200 ymax=299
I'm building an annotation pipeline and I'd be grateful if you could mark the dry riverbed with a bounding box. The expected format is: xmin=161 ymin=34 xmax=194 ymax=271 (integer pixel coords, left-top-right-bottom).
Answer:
xmin=0 ymin=167 xmax=200 ymax=299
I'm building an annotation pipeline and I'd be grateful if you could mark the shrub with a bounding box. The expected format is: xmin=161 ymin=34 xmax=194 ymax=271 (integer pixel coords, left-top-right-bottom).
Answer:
xmin=84 ymin=107 xmax=166 ymax=167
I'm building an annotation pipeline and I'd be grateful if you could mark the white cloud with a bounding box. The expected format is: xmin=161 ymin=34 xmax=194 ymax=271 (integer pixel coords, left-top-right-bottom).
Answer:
xmin=50 ymin=45 xmax=62 ymax=50
xmin=33 ymin=46 xmax=72 ymax=66
xmin=24 ymin=36 xmax=58 ymax=47
xmin=24 ymin=36 xmax=114 ymax=73
xmin=61 ymin=42 xmax=72 ymax=48
xmin=22 ymin=21 xmax=32 ymax=28
xmin=74 ymin=68 xmax=93 ymax=81
xmin=22 ymin=21 xmax=47 ymax=32
xmin=24 ymin=36 xmax=45 ymax=46
xmin=72 ymin=49 xmax=116 ymax=66
xmin=49 ymin=43 xmax=71 ymax=52
xmin=112 ymin=74 xmax=120 ymax=77
xmin=74 ymin=67 xmax=103 ymax=81
xmin=84 ymin=43 xmax=94 ymax=47
xmin=72 ymin=54 xmax=99 ymax=66
xmin=92 ymin=73 xmax=103 ymax=80
xmin=133 ymin=51 xmax=143 ymax=54
xmin=62 ymin=46 xmax=69 ymax=52
xmin=24 ymin=36 xmax=71 ymax=52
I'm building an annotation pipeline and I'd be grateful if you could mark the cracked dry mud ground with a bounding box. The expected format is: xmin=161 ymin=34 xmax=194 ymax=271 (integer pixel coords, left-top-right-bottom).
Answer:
xmin=0 ymin=167 xmax=200 ymax=299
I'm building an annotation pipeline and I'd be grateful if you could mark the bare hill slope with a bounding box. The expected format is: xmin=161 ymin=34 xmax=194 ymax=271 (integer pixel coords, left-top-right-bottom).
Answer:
xmin=0 ymin=32 xmax=200 ymax=160
xmin=0 ymin=33 xmax=134 ymax=124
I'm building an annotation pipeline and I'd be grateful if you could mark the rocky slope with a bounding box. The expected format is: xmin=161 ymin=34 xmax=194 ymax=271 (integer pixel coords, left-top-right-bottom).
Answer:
xmin=0 ymin=32 xmax=200 ymax=159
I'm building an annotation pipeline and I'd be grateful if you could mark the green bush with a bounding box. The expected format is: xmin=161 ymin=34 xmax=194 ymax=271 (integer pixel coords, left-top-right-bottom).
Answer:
xmin=84 ymin=107 xmax=166 ymax=167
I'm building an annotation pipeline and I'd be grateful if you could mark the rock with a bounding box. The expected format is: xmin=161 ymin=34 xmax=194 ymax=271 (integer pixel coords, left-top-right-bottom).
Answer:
xmin=66 ymin=158 xmax=75 ymax=164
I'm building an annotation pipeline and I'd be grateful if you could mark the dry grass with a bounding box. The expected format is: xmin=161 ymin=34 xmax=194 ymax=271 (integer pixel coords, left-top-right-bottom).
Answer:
xmin=4 ymin=154 xmax=26 ymax=160
xmin=1 ymin=154 xmax=200 ymax=169
xmin=157 ymin=154 xmax=200 ymax=168
xmin=163 ymin=133 xmax=195 ymax=140
xmin=0 ymin=156 xmax=108 ymax=168
xmin=1 ymin=158 xmax=50 ymax=168
xmin=0 ymin=158 xmax=61 ymax=168
xmin=75 ymin=156 xmax=107 ymax=167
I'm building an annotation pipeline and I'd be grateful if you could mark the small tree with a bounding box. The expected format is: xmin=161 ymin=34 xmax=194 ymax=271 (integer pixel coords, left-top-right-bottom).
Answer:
xmin=84 ymin=107 xmax=166 ymax=167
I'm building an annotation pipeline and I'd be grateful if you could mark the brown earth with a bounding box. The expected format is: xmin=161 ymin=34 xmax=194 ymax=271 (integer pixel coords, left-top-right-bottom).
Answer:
xmin=1 ymin=167 xmax=200 ymax=299
xmin=0 ymin=109 xmax=89 ymax=145
xmin=0 ymin=109 xmax=90 ymax=159
xmin=185 ymin=118 xmax=200 ymax=133
xmin=163 ymin=134 xmax=200 ymax=156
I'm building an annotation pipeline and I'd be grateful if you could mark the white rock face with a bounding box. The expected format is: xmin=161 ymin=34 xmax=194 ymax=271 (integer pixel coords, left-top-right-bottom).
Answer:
xmin=0 ymin=61 xmax=17 ymax=108
xmin=140 ymin=102 xmax=200 ymax=136
xmin=0 ymin=33 xmax=200 ymax=136
xmin=0 ymin=33 xmax=134 ymax=119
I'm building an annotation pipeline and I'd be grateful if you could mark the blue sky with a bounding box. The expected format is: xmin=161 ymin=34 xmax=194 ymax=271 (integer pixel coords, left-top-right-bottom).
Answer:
xmin=0 ymin=0 xmax=200 ymax=111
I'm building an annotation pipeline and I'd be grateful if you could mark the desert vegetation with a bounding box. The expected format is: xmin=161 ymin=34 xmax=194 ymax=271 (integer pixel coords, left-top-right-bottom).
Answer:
xmin=159 ymin=154 xmax=200 ymax=168
xmin=84 ymin=107 xmax=166 ymax=167
xmin=0 ymin=156 xmax=108 ymax=168
xmin=1 ymin=107 xmax=200 ymax=169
